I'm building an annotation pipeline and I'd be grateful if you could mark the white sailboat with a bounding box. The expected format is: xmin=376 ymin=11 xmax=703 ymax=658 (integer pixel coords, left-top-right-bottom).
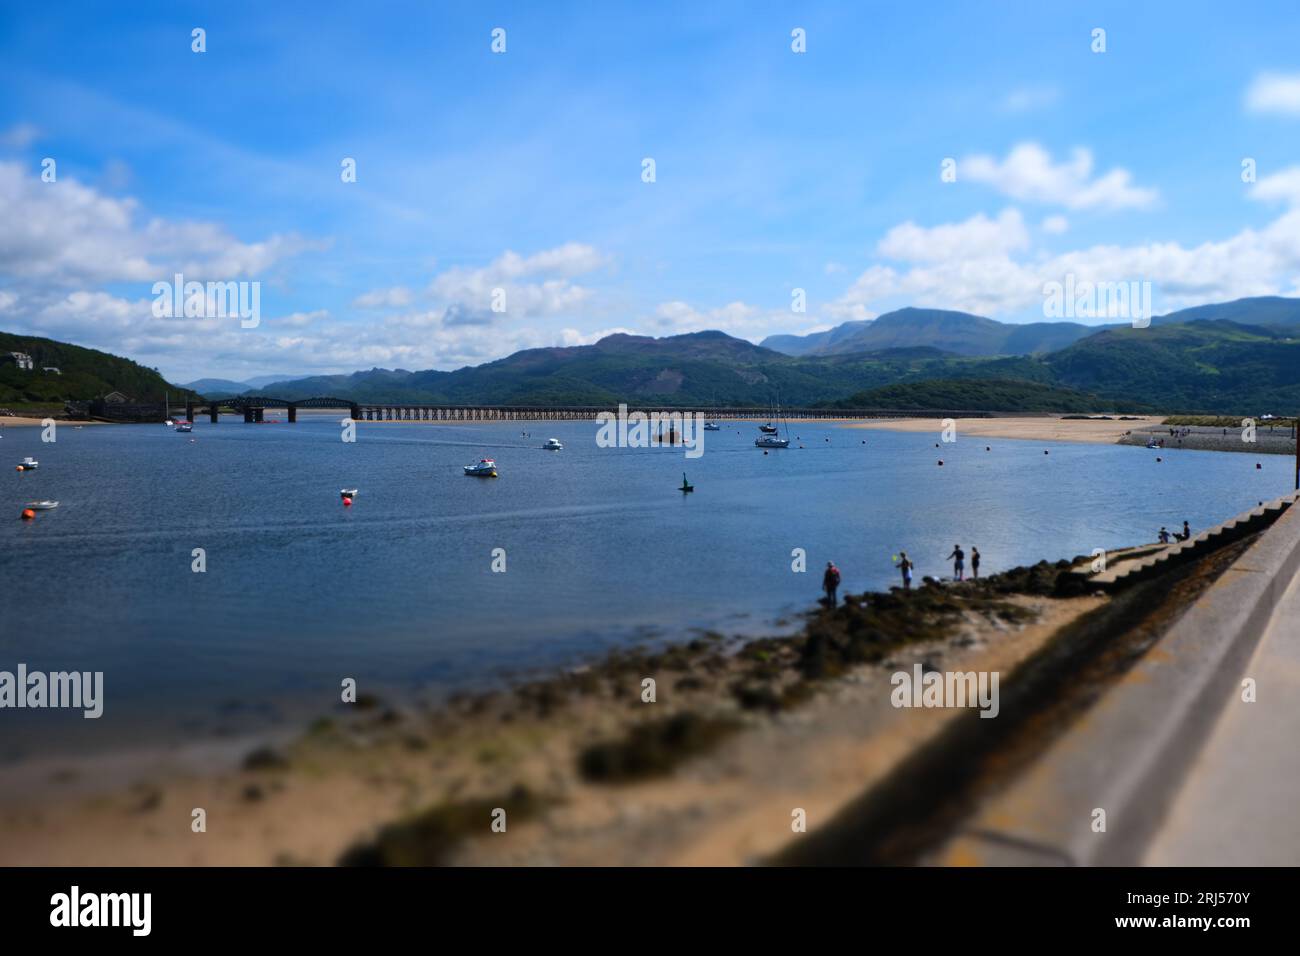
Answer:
xmin=755 ymin=395 xmax=790 ymax=448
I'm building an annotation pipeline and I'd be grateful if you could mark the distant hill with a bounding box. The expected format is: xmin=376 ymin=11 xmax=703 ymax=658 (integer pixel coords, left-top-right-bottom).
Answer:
xmin=1152 ymin=296 xmax=1300 ymax=329
xmin=760 ymin=320 xmax=872 ymax=357
xmin=1043 ymin=319 xmax=1300 ymax=413
xmin=762 ymin=307 xmax=1108 ymax=357
xmin=183 ymin=373 xmax=310 ymax=398
xmin=240 ymin=312 xmax=1300 ymax=414
xmin=0 ymin=331 xmax=195 ymax=405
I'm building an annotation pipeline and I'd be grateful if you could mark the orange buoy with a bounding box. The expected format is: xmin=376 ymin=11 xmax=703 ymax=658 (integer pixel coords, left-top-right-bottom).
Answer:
xmin=21 ymin=509 xmax=35 ymax=520
xmin=15 ymin=466 xmax=22 ymax=471
xmin=342 ymin=497 xmax=353 ymax=506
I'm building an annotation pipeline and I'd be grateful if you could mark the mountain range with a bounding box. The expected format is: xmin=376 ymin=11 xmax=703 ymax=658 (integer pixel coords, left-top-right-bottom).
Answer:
xmin=4 ymin=296 xmax=1300 ymax=415
xmin=227 ymin=296 xmax=1300 ymax=414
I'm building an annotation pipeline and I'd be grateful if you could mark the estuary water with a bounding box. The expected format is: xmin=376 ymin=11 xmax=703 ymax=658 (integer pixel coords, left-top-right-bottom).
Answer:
xmin=0 ymin=414 xmax=1291 ymax=759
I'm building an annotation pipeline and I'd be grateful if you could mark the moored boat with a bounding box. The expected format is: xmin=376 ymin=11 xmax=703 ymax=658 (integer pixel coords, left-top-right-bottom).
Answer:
xmin=16 ymin=457 xmax=38 ymax=471
xmin=25 ymin=500 xmax=58 ymax=510
xmin=703 ymin=422 xmax=721 ymax=431
xmin=543 ymin=438 xmax=563 ymax=450
xmin=759 ymin=423 xmax=778 ymax=434
xmin=464 ymin=458 xmax=498 ymax=477
xmin=175 ymin=421 xmax=193 ymax=433
xmin=755 ymin=435 xmax=789 ymax=448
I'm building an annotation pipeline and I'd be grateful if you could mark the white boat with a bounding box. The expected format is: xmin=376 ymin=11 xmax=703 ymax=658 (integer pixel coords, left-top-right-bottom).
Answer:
xmin=703 ymin=422 xmax=721 ymax=431
xmin=339 ymin=488 xmax=358 ymax=499
xmin=758 ymin=423 xmax=778 ymax=434
xmin=464 ymin=458 xmax=498 ymax=477
xmin=175 ymin=421 xmax=193 ymax=433
xmin=25 ymin=500 xmax=58 ymax=510
xmin=17 ymin=457 xmax=38 ymax=470
xmin=543 ymin=438 xmax=563 ymax=450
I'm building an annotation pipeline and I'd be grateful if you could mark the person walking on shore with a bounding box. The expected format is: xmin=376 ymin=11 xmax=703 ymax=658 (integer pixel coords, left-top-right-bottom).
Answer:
xmin=823 ymin=561 xmax=841 ymax=606
xmin=947 ymin=544 xmax=965 ymax=581
xmin=971 ymin=547 xmax=981 ymax=579
xmin=897 ymin=552 xmax=914 ymax=591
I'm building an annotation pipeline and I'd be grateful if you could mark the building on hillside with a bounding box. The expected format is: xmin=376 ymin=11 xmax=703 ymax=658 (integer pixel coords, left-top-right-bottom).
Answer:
xmin=102 ymin=390 xmax=131 ymax=403
xmin=3 ymin=351 xmax=34 ymax=370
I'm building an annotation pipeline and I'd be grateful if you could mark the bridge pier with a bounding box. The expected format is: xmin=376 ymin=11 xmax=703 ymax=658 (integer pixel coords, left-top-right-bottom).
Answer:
xmin=288 ymin=406 xmax=297 ymax=423
xmin=243 ymin=407 xmax=254 ymax=423
xmin=209 ymin=406 xmax=219 ymax=423
xmin=185 ymin=402 xmax=195 ymax=421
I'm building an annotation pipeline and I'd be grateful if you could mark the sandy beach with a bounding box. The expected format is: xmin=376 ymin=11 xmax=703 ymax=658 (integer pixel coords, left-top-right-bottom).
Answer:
xmin=0 ymin=416 xmax=103 ymax=427
xmin=844 ymin=415 xmax=1162 ymax=444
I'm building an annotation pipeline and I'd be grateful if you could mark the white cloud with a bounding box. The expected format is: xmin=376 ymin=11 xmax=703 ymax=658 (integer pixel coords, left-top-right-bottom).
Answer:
xmin=1251 ymin=166 xmax=1300 ymax=205
xmin=351 ymin=286 xmax=414 ymax=309
xmin=1246 ymin=72 xmax=1300 ymax=116
xmin=878 ymin=209 xmax=1029 ymax=263
xmin=961 ymin=143 xmax=1158 ymax=211
xmin=829 ymin=183 xmax=1300 ymax=321
xmin=1041 ymin=215 xmax=1069 ymax=235
xmin=425 ymin=243 xmax=608 ymax=322
xmin=1001 ymin=87 xmax=1058 ymax=113
xmin=0 ymin=161 xmax=321 ymax=287
xmin=0 ymin=123 xmax=40 ymax=150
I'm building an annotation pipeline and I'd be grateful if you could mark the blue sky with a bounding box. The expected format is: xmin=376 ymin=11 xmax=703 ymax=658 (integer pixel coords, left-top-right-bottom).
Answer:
xmin=3 ymin=1 xmax=1300 ymax=381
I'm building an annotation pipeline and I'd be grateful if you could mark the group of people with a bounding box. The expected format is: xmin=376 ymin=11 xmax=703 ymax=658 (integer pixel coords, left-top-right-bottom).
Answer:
xmin=820 ymin=544 xmax=982 ymax=605
xmin=1158 ymin=520 xmax=1192 ymax=544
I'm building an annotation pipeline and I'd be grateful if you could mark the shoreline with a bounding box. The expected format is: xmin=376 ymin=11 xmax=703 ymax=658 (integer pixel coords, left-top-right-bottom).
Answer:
xmin=0 ymin=555 xmax=1109 ymax=865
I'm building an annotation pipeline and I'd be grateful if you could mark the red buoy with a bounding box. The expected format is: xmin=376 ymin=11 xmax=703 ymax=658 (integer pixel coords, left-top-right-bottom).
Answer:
xmin=342 ymin=497 xmax=353 ymax=506
xmin=20 ymin=509 xmax=35 ymax=520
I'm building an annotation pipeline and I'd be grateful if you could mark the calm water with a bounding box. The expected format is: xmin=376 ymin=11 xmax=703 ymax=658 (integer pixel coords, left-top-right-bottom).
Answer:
xmin=0 ymin=415 xmax=1291 ymax=759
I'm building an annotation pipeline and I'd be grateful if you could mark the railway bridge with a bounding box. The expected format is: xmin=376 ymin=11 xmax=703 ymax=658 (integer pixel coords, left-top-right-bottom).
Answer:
xmin=178 ymin=399 xmax=998 ymax=423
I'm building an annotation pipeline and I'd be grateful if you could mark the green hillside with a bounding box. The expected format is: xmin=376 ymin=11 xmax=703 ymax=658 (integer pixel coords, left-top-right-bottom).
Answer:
xmin=0 ymin=332 xmax=195 ymax=406
xmin=1044 ymin=321 xmax=1300 ymax=413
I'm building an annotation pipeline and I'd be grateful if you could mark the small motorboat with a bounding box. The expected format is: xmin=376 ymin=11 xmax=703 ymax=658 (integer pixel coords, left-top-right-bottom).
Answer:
xmin=543 ymin=438 xmax=563 ymax=450
xmin=25 ymin=500 xmax=58 ymax=510
xmin=175 ymin=421 xmax=193 ymax=433
xmin=755 ymin=435 xmax=789 ymax=449
xmin=464 ymin=458 xmax=498 ymax=477
xmin=703 ymin=422 xmax=721 ymax=431
xmin=759 ymin=423 xmax=778 ymax=434
xmin=340 ymin=488 xmax=358 ymax=499
xmin=16 ymin=457 xmax=38 ymax=471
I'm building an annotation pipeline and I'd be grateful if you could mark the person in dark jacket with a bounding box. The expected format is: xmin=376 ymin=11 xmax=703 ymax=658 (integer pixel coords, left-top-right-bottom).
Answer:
xmin=823 ymin=561 xmax=841 ymax=606
xmin=970 ymin=547 xmax=981 ymax=579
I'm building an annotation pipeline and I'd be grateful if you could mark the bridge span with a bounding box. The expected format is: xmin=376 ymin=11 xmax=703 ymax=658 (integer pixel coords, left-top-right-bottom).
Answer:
xmin=178 ymin=398 xmax=997 ymax=424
